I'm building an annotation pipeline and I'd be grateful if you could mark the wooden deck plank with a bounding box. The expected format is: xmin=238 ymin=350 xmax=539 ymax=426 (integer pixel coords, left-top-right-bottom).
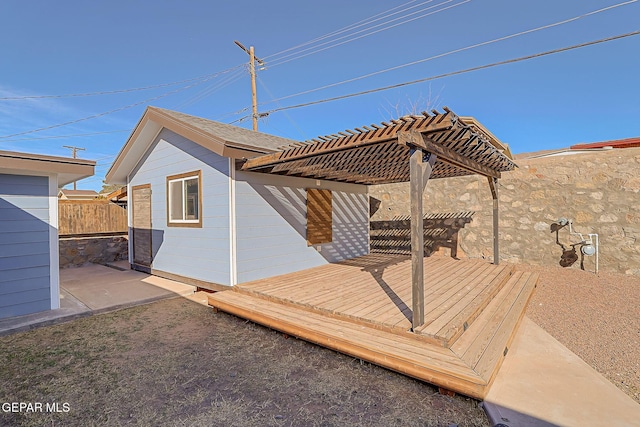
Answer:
xmin=240 ymin=264 xmax=348 ymax=293
xmin=434 ymin=265 xmax=515 ymax=344
xmin=417 ymin=263 xmax=508 ymax=334
xmin=240 ymin=260 xmax=354 ymax=291
xmin=238 ymin=263 xmax=363 ymax=302
xmin=208 ymin=291 xmax=489 ymax=399
xmin=343 ymin=264 xmax=413 ymax=319
xmin=206 ymin=255 xmax=538 ymax=400
xmin=322 ymin=267 xmax=408 ymax=315
xmin=293 ymin=276 xmax=376 ymax=309
xmin=451 ymin=273 xmax=523 ymax=362
xmin=330 ymin=265 xmax=416 ymax=329
xmin=374 ymin=259 xmax=478 ymax=328
xmin=235 ymin=256 xmax=516 ymax=348
xmin=302 ymin=259 xmax=414 ymax=312
xmin=262 ymin=267 xmax=364 ymax=302
xmin=417 ymin=262 xmax=497 ymax=327
xmin=472 ymin=272 xmax=537 ymax=380
xmin=376 ymin=260 xmax=487 ymax=330
xmin=209 ymin=291 xmax=469 ymax=364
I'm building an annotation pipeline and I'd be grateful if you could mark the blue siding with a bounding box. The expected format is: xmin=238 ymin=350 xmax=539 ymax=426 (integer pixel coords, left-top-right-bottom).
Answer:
xmin=0 ymin=173 xmax=51 ymax=319
xmin=129 ymin=129 xmax=231 ymax=286
xmin=235 ymin=171 xmax=369 ymax=283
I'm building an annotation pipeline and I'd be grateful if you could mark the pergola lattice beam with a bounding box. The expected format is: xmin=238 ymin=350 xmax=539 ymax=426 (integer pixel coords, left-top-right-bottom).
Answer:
xmin=242 ymin=112 xmax=455 ymax=172
xmin=396 ymin=131 xmax=501 ymax=179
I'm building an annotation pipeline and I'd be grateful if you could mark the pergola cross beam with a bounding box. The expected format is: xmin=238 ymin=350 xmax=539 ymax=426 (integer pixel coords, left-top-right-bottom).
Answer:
xmin=399 ymin=129 xmax=504 ymax=328
xmin=240 ymin=108 xmax=515 ymax=330
xmin=242 ymin=116 xmax=455 ymax=172
xmin=397 ymin=131 xmax=500 ymax=179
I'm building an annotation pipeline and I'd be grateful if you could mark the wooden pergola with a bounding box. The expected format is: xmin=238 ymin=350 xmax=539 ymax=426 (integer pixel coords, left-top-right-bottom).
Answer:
xmin=242 ymin=107 xmax=517 ymax=330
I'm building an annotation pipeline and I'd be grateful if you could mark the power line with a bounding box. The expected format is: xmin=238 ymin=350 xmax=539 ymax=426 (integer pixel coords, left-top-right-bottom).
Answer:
xmin=0 ymin=66 xmax=244 ymax=101
xmin=257 ymin=74 xmax=308 ymax=140
xmin=261 ymin=0 xmax=637 ymax=106
xmin=214 ymin=106 xmax=250 ymax=122
xmin=0 ymin=129 xmax=130 ymax=143
xmin=266 ymin=0 xmax=472 ymax=68
xmin=255 ymin=30 xmax=640 ymax=117
xmin=173 ymin=67 xmax=247 ymax=110
xmin=0 ymin=75 xmax=219 ymax=139
xmin=263 ymin=0 xmax=432 ymax=61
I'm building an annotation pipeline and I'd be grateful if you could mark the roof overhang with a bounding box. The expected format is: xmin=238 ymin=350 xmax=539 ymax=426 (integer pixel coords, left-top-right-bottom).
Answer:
xmin=106 ymin=107 xmax=295 ymax=184
xmin=0 ymin=150 xmax=95 ymax=186
xmin=242 ymin=108 xmax=517 ymax=185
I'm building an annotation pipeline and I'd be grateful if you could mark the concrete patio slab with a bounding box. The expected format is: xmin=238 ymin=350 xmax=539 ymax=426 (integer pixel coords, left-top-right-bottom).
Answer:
xmin=0 ymin=264 xmax=197 ymax=336
xmin=0 ymin=288 xmax=92 ymax=336
xmin=60 ymin=264 xmax=195 ymax=311
xmin=483 ymin=317 xmax=640 ymax=427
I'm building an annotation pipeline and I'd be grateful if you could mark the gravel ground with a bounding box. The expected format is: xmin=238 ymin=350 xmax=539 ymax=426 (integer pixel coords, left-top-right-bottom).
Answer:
xmin=522 ymin=264 xmax=640 ymax=404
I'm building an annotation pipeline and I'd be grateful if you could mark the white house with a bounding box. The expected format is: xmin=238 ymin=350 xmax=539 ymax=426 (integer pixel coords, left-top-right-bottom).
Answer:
xmin=105 ymin=107 xmax=370 ymax=289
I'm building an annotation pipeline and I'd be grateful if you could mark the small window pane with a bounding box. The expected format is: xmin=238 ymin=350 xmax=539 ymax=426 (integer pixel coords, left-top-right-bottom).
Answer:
xmin=185 ymin=178 xmax=199 ymax=220
xmin=169 ymin=180 xmax=183 ymax=221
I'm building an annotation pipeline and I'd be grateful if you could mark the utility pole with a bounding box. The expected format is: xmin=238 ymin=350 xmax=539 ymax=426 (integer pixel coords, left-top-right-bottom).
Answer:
xmin=234 ymin=40 xmax=265 ymax=131
xmin=63 ymin=145 xmax=85 ymax=190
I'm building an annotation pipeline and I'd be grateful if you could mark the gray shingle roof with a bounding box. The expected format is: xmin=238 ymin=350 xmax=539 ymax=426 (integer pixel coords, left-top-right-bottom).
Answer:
xmin=151 ymin=107 xmax=300 ymax=153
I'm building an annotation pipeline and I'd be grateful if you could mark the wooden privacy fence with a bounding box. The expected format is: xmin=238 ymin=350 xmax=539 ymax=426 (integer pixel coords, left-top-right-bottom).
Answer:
xmin=58 ymin=200 xmax=128 ymax=236
xmin=370 ymin=212 xmax=474 ymax=257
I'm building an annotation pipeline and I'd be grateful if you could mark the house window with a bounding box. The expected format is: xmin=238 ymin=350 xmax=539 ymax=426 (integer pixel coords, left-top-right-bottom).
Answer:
xmin=307 ymin=188 xmax=332 ymax=245
xmin=167 ymin=170 xmax=202 ymax=227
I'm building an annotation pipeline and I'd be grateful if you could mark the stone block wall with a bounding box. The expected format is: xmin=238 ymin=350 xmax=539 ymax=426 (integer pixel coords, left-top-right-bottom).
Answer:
xmin=59 ymin=235 xmax=129 ymax=268
xmin=369 ymin=147 xmax=640 ymax=275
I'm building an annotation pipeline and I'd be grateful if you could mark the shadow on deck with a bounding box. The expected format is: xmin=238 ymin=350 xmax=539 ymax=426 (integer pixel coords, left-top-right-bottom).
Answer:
xmin=208 ymin=254 xmax=537 ymax=400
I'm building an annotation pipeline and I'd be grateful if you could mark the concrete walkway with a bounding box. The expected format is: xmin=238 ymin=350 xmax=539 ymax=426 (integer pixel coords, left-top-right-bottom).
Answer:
xmin=0 ymin=262 xmax=202 ymax=336
xmin=483 ymin=317 xmax=640 ymax=426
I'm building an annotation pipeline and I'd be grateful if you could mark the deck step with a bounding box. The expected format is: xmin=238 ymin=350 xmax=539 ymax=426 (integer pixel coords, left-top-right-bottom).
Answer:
xmin=208 ymin=290 xmax=489 ymax=399
xmin=207 ymin=255 xmax=539 ymax=400
xmin=232 ymin=256 xmax=518 ymax=348
xmin=413 ymin=263 xmax=516 ymax=346
xmin=451 ymin=271 xmax=538 ymax=387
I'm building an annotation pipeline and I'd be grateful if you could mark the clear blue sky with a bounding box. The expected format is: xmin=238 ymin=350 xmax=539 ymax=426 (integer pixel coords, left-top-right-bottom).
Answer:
xmin=1 ymin=0 xmax=638 ymax=190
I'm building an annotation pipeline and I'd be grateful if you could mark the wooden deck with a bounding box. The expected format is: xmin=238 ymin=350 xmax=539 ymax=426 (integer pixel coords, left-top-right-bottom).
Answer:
xmin=208 ymin=254 xmax=537 ymax=399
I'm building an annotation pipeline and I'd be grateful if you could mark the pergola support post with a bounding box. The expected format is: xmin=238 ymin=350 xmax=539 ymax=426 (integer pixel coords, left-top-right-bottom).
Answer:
xmin=409 ymin=147 xmax=437 ymax=330
xmin=488 ymin=177 xmax=499 ymax=265
xmin=410 ymin=148 xmax=425 ymax=329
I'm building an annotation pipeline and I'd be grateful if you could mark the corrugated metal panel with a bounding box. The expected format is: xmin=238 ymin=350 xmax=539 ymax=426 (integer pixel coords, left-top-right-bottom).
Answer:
xmin=0 ymin=173 xmax=51 ymax=319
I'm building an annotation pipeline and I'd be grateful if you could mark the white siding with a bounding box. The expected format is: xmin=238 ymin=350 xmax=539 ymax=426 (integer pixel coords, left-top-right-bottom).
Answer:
xmin=129 ymin=129 xmax=231 ymax=286
xmin=234 ymin=171 xmax=369 ymax=283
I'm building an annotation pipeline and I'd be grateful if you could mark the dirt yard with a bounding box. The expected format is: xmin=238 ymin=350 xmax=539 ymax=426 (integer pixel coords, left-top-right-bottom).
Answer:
xmin=524 ymin=264 xmax=640 ymax=404
xmin=0 ymin=297 xmax=489 ymax=427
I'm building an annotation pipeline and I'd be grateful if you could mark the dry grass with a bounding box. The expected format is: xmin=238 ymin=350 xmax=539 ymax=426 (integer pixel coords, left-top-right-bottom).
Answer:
xmin=0 ymin=298 xmax=489 ymax=426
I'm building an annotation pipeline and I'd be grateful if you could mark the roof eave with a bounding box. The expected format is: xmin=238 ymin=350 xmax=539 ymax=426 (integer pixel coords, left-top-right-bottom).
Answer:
xmin=0 ymin=150 xmax=95 ymax=186
xmin=105 ymin=107 xmax=278 ymax=184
